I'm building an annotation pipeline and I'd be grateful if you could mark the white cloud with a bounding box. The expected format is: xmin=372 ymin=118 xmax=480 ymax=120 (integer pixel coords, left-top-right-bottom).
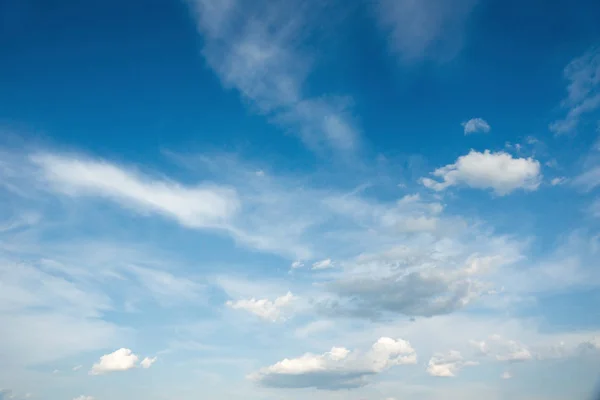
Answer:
xmin=189 ymin=0 xmax=358 ymax=151
xmin=312 ymin=258 xmax=333 ymax=270
xmin=140 ymin=356 xmax=157 ymax=369
xmin=462 ymin=118 xmax=491 ymax=135
xmin=249 ymin=337 xmax=416 ymax=389
xmin=30 ymin=153 xmax=240 ymax=229
xmin=90 ymin=348 xmax=139 ymax=375
xmin=290 ymin=260 xmax=304 ymax=269
xmin=72 ymin=365 xmax=82 ymax=371
xmin=420 ymin=150 xmax=541 ymax=195
xmin=73 ymin=396 xmax=95 ymax=400
xmin=551 ymin=177 xmax=568 ymax=186
xmin=375 ymin=0 xmax=478 ymax=63
xmin=427 ymin=350 xmax=477 ymax=377
xmin=550 ymin=47 xmax=600 ymax=135
xmin=501 ymin=371 xmax=512 ymax=379
xmin=226 ymin=292 xmax=296 ymax=322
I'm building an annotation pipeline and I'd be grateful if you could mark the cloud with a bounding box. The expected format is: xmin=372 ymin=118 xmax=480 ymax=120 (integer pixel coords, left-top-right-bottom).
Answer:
xmin=73 ymin=397 xmax=95 ymax=400
xmin=426 ymin=350 xmax=477 ymax=377
xmin=30 ymin=153 xmax=240 ymax=228
xmin=420 ymin=150 xmax=542 ymax=195
xmin=375 ymin=0 xmax=478 ymax=63
xmin=462 ymin=118 xmax=491 ymax=135
xmin=574 ymin=166 xmax=600 ymax=191
xmin=290 ymin=260 xmax=304 ymax=269
xmin=72 ymin=365 xmax=82 ymax=371
xmin=140 ymin=356 xmax=157 ymax=369
xmin=312 ymin=258 xmax=333 ymax=270
xmin=90 ymin=348 xmax=139 ymax=375
xmin=127 ymin=265 xmax=204 ymax=305
xmin=501 ymin=371 xmax=512 ymax=379
xmin=551 ymin=177 xmax=568 ymax=186
xmin=226 ymin=292 xmax=296 ymax=322
xmin=550 ymin=47 xmax=600 ymax=135
xmin=189 ymin=0 xmax=358 ymax=152
xmin=470 ymin=335 xmax=532 ymax=363
xmin=249 ymin=337 xmax=416 ymax=390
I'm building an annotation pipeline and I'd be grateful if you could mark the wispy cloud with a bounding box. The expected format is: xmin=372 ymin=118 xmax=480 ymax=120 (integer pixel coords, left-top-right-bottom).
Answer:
xmin=375 ymin=0 xmax=478 ymax=63
xmin=550 ymin=47 xmax=600 ymax=135
xmin=189 ymin=0 xmax=359 ymax=152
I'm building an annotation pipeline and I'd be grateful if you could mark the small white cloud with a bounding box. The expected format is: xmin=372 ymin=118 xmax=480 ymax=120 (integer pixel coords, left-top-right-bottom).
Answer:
xmin=551 ymin=177 xmax=568 ymax=186
xmin=90 ymin=348 xmax=139 ymax=375
xmin=312 ymin=258 xmax=333 ymax=270
xmin=250 ymin=337 xmax=416 ymax=389
xmin=290 ymin=260 xmax=304 ymax=269
xmin=501 ymin=371 xmax=513 ymax=379
xmin=73 ymin=396 xmax=95 ymax=400
xmin=427 ymin=350 xmax=477 ymax=377
xmin=462 ymin=118 xmax=491 ymax=135
xmin=226 ymin=292 xmax=296 ymax=322
xmin=421 ymin=150 xmax=541 ymax=195
xmin=140 ymin=356 xmax=157 ymax=369
xmin=72 ymin=365 xmax=82 ymax=371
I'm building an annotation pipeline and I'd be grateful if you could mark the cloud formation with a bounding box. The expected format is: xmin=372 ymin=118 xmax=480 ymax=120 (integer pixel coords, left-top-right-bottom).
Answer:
xmin=462 ymin=118 xmax=491 ymax=135
xmin=427 ymin=350 xmax=477 ymax=377
xmin=226 ymin=292 xmax=296 ymax=322
xmin=375 ymin=0 xmax=478 ymax=62
xmin=90 ymin=348 xmax=156 ymax=375
xmin=31 ymin=153 xmax=240 ymax=228
xmin=550 ymin=47 xmax=600 ymax=135
xmin=250 ymin=337 xmax=416 ymax=389
xmin=90 ymin=348 xmax=139 ymax=375
xmin=421 ymin=150 xmax=541 ymax=195
xmin=189 ymin=0 xmax=358 ymax=151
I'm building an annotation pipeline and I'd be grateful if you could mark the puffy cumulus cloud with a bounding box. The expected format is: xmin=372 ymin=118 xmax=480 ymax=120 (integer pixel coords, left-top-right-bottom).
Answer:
xmin=226 ymin=292 xmax=296 ymax=322
xmin=550 ymin=47 xmax=600 ymax=135
xmin=249 ymin=337 xmax=416 ymax=390
xmin=462 ymin=118 xmax=491 ymax=135
xmin=30 ymin=153 xmax=240 ymax=229
xmin=140 ymin=356 xmax=157 ymax=369
xmin=427 ymin=350 xmax=478 ymax=377
xmin=420 ymin=150 xmax=541 ymax=195
xmin=90 ymin=348 xmax=156 ymax=375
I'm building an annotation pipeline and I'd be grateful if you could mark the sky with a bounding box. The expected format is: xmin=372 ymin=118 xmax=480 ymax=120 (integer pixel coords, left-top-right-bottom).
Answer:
xmin=1 ymin=0 xmax=600 ymax=399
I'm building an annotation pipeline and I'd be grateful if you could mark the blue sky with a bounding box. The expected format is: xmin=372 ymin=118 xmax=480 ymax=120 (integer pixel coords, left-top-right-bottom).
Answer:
xmin=1 ymin=0 xmax=600 ymax=399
